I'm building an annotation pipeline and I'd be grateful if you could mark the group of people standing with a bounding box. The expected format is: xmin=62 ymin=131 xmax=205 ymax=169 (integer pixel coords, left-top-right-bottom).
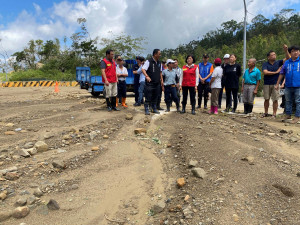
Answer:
xmin=100 ymin=45 xmax=300 ymax=124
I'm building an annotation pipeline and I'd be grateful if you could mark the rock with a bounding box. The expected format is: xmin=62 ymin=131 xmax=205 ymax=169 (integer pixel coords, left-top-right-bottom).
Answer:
xmin=188 ymin=160 xmax=198 ymax=168
xmin=91 ymin=146 xmax=100 ymax=151
xmin=43 ymin=133 xmax=54 ymax=139
xmin=184 ymin=195 xmax=190 ymax=202
xmin=57 ymin=148 xmax=67 ymax=153
xmin=27 ymin=196 xmax=37 ymax=205
xmin=152 ymin=201 xmax=165 ymax=214
xmin=280 ymin=129 xmax=288 ymax=134
xmin=176 ymin=178 xmax=185 ymax=188
xmin=0 ymin=190 xmax=7 ymax=200
xmin=18 ymin=149 xmax=30 ymax=158
xmin=47 ymin=199 xmax=60 ymax=210
xmin=36 ymin=205 xmax=49 ymax=215
xmin=71 ymin=184 xmax=79 ymax=190
xmin=297 ymin=172 xmax=300 ymax=177
xmin=4 ymin=131 xmax=16 ymax=135
xmin=103 ymin=135 xmax=109 ymax=139
xmin=144 ymin=118 xmax=151 ymax=123
xmin=183 ymin=206 xmax=193 ymax=219
xmin=24 ymin=142 xmax=34 ymax=149
xmin=5 ymin=123 xmax=14 ymax=127
xmin=20 ymin=190 xmax=30 ymax=196
xmin=233 ymin=214 xmax=239 ymax=222
xmin=34 ymin=141 xmax=48 ymax=152
xmin=27 ymin=148 xmax=37 ymax=155
xmin=160 ymin=149 xmax=166 ymax=154
xmin=52 ymin=160 xmax=66 ymax=169
xmin=125 ymin=113 xmax=133 ymax=120
xmin=16 ymin=196 xmax=27 ymax=206
xmin=5 ymin=172 xmax=19 ymax=181
xmin=0 ymin=211 xmax=12 ymax=222
xmin=33 ymin=188 xmax=43 ymax=197
xmin=191 ymin=168 xmax=207 ymax=179
xmin=134 ymin=128 xmax=147 ymax=135
xmin=12 ymin=206 xmax=30 ymax=219
xmin=89 ymin=131 xmax=97 ymax=140
xmin=267 ymin=133 xmax=276 ymax=137
xmin=289 ymin=137 xmax=299 ymax=143
xmin=63 ymin=134 xmax=71 ymax=140
xmin=70 ymin=127 xmax=79 ymax=133
xmin=241 ymin=156 xmax=255 ymax=165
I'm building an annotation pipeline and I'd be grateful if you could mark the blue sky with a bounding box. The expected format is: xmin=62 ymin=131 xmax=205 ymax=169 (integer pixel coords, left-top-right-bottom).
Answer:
xmin=0 ymin=0 xmax=299 ymax=57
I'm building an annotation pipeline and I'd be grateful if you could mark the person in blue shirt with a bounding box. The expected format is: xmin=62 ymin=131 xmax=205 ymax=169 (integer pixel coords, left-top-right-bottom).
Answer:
xmin=198 ymin=54 xmax=214 ymax=109
xmin=241 ymin=58 xmax=261 ymax=114
xmin=276 ymin=45 xmax=300 ymax=124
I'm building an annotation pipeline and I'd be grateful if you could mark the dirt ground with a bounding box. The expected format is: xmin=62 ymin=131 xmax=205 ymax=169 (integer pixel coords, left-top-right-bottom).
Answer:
xmin=0 ymin=87 xmax=299 ymax=225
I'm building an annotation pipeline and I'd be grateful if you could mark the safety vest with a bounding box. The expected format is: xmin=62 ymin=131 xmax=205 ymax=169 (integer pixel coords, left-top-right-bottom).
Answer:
xmin=102 ymin=58 xmax=117 ymax=83
xmin=182 ymin=64 xmax=198 ymax=87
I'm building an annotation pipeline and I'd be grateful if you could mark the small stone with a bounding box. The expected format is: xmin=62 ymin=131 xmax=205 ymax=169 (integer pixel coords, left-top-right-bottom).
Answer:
xmin=36 ymin=205 xmax=49 ymax=215
xmin=289 ymin=137 xmax=299 ymax=143
xmin=91 ymin=146 xmax=100 ymax=151
xmin=89 ymin=131 xmax=97 ymax=140
xmin=47 ymin=199 xmax=60 ymax=210
xmin=18 ymin=149 xmax=30 ymax=158
xmin=160 ymin=149 xmax=166 ymax=154
xmin=103 ymin=135 xmax=109 ymax=139
xmin=0 ymin=211 xmax=12 ymax=222
xmin=16 ymin=196 xmax=27 ymax=206
xmin=4 ymin=131 xmax=16 ymax=135
xmin=144 ymin=118 xmax=151 ymax=123
xmin=0 ymin=190 xmax=7 ymax=200
xmin=233 ymin=214 xmax=239 ymax=222
xmin=241 ymin=156 xmax=255 ymax=165
xmin=152 ymin=201 xmax=165 ymax=214
xmin=191 ymin=168 xmax=207 ymax=179
xmin=27 ymin=196 xmax=38 ymax=205
xmin=43 ymin=133 xmax=54 ymax=139
xmin=176 ymin=178 xmax=185 ymax=188
xmin=12 ymin=206 xmax=30 ymax=219
xmin=184 ymin=195 xmax=190 ymax=202
xmin=52 ymin=160 xmax=66 ymax=169
xmin=24 ymin=142 xmax=34 ymax=149
xmin=167 ymin=144 xmax=172 ymax=148
xmin=267 ymin=133 xmax=276 ymax=137
xmin=63 ymin=134 xmax=71 ymax=140
xmin=134 ymin=128 xmax=147 ymax=135
xmin=33 ymin=188 xmax=43 ymax=197
xmin=5 ymin=123 xmax=14 ymax=127
xmin=5 ymin=172 xmax=19 ymax=181
xmin=297 ymin=172 xmax=300 ymax=177
xmin=57 ymin=148 xmax=67 ymax=153
xmin=125 ymin=113 xmax=133 ymax=120
xmin=26 ymin=148 xmax=37 ymax=155
xmin=280 ymin=129 xmax=288 ymax=134
xmin=188 ymin=160 xmax=198 ymax=168
xmin=34 ymin=141 xmax=48 ymax=152
xmin=71 ymin=184 xmax=79 ymax=190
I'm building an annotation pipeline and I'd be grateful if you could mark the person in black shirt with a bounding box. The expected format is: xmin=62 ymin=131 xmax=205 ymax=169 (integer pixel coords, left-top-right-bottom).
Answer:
xmin=133 ymin=56 xmax=142 ymax=106
xmin=219 ymin=54 xmax=231 ymax=108
xmin=223 ymin=54 xmax=242 ymax=113
xmin=142 ymin=49 xmax=164 ymax=115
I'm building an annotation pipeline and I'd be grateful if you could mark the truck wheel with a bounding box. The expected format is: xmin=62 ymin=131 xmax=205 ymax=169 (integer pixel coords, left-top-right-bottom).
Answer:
xmin=91 ymin=91 xmax=100 ymax=97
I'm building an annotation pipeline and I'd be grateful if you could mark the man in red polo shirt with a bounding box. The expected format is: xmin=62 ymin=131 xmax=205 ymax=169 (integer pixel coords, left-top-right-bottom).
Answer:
xmin=101 ymin=49 xmax=120 ymax=111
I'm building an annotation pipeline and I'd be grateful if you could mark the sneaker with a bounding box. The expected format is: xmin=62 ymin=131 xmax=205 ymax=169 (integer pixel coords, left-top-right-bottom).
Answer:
xmin=197 ymin=105 xmax=201 ymax=109
xmin=204 ymin=105 xmax=208 ymax=109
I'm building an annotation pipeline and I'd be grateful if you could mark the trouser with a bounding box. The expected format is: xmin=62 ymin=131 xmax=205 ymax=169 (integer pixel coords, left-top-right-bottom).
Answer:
xmin=243 ymin=84 xmax=256 ymax=104
xmin=138 ymin=81 xmax=145 ymax=104
xmin=117 ymin=80 xmax=127 ymax=99
xmin=182 ymin=86 xmax=196 ymax=107
xmin=145 ymin=82 xmax=160 ymax=107
xmin=226 ymin=87 xmax=238 ymax=110
xmin=198 ymin=82 xmax=209 ymax=107
xmin=285 ymin=87 xmax=300 ymax=117
xmin=157 ymin=85 xmax=162 ymax=107
xmin=211 ymin=88 xmax=221 ymax=107
xmin=164 ymin=85 xmax=179 ymax=106
xmin=218 ymin=84 xmax=231 ymax=107
xmin=134 ymin=75 xmax=140 ymax=103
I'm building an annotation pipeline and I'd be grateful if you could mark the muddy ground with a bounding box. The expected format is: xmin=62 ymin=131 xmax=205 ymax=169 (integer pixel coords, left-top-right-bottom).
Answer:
xmin=0 ymin=87 xmax=299 ymax=225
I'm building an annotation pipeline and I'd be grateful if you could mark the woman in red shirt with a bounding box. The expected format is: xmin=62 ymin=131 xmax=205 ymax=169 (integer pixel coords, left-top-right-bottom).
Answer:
xmin=179 ymin=55 xmax=199 ymax=115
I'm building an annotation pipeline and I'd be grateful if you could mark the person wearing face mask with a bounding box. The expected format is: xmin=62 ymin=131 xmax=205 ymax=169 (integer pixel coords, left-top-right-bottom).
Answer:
xmin=179 ymin=55 xmax=199 ymax=115
xmin=223 ymin=54 xmax=242 ymax=113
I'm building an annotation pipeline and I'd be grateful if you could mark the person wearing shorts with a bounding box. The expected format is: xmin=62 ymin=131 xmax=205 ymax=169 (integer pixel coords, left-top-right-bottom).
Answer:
xmin=262 ymin=45 xmax=290 ymax=117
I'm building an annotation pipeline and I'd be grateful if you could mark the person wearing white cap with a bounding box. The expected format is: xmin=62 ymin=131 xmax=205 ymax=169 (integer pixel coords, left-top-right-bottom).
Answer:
xmin=219 ymin=54 xmax=231 ymax=108
xmin=162 ymin=59 xmax=180 ymax=112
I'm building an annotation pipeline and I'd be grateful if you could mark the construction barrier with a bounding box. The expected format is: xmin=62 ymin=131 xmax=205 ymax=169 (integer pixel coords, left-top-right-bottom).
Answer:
xmin=0 ymin=81 xmax=79 ymax=88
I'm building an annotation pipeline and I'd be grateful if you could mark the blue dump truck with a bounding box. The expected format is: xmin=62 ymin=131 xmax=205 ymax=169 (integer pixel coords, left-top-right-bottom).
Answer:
xmin=76 ymin=59 xmax=137 ymax=97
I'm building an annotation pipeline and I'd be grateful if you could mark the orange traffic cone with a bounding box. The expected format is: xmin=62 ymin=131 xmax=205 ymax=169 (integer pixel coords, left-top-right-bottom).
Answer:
xmin=54 ymin=81 xmax=59 ymax=93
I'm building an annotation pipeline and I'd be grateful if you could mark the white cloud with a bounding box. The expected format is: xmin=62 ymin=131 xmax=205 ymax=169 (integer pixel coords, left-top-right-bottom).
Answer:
xmin=0 ymin=0 xmax=299 ymax=57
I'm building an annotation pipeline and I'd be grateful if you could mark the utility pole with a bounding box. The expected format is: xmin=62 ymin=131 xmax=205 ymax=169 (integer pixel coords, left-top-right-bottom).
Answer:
xmin=243 ymin=0 xmax=247 ymax=74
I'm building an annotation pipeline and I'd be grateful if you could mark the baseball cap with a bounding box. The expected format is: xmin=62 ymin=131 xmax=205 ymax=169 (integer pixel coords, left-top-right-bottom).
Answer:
xmin=223 ymin=54 xmax=230 ymax=59
xmin=166 ymin=59 xmax=175 ymax=65
xmin=203 ymin=54 xmax=209 ymax=58
xmin=214 ymin=58 xmax=222 ymax=64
